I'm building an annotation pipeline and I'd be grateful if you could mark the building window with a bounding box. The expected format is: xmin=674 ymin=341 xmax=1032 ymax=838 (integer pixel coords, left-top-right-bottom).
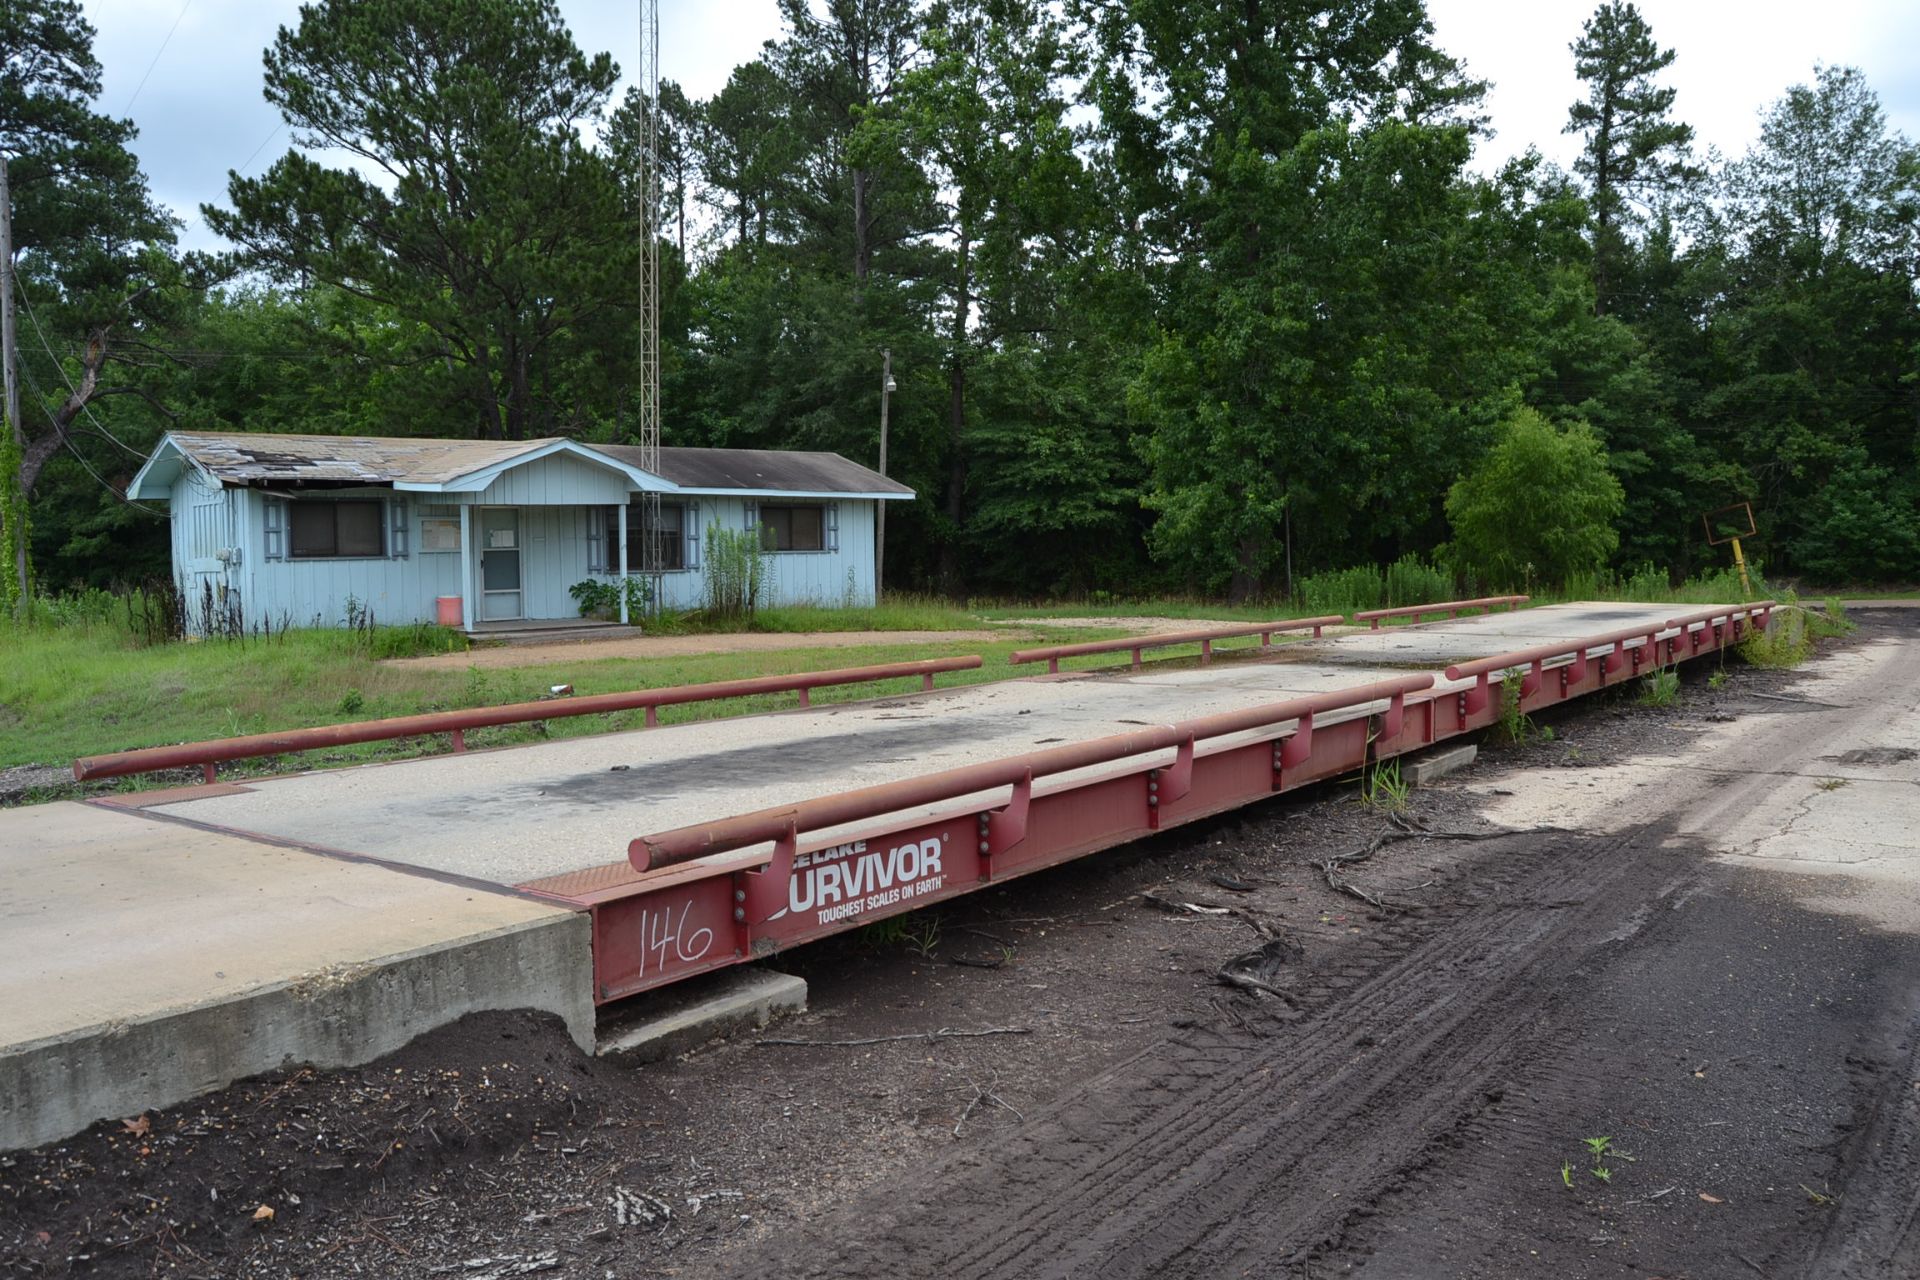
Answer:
xmin=758 ymin=504 xmax=825 ymax=552
xmin=289 ymin=500 xmax=385 ymax=558
xmin=608 ymin=502 xmax=685 ymax=571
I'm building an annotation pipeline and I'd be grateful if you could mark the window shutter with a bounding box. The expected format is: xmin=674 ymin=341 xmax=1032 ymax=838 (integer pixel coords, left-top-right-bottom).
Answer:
xmin=587 ymin=506 xmax=607 ymax=574
xmin=685 ymin=502 xmax=699 ymax=570
xmin=389 ymin=499 xmax=410 ymax=559
xmin=826 ymin=502 xmax=839 ymax=553
xmin=263 ymin=497 xmax=285 ymax=561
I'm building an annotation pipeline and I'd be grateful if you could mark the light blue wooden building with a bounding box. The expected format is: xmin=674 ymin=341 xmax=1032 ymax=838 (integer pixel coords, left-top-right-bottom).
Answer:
xmin=128 ymin=432 xmax=914 ymax=632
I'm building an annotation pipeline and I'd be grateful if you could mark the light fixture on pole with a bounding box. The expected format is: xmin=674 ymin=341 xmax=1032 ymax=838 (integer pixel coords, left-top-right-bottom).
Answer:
xmin=876 ymin=349 xmax=894 ymax=603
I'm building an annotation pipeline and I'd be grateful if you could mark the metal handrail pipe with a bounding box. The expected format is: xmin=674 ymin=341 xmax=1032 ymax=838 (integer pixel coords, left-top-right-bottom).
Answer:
xmin=1665 ymin=601 xmax=1777 ymax=630
xmin=1443 ymin=602 xmax=1773 ymax=683
xmin=1008 ymin=616 xmax=1343 ymax=673
xmin=629 ymin=672 xmax=1434 ymax=871
xmin=72 ymin=655 xmax=985 ymax=782
xmin=1354 ymin=596 xmax=1528 ymax=628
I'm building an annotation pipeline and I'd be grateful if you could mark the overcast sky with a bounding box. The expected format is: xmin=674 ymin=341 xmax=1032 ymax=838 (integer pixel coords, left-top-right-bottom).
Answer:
xmin=75 ymin=0 xmax=1920 ymax=253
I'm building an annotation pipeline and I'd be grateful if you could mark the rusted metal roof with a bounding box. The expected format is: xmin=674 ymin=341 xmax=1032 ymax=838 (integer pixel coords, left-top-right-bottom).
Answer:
xmin=591 ymin=444 xmax=913 ymax=496
xmin=167 ymin=432 xmax=560 ymax=486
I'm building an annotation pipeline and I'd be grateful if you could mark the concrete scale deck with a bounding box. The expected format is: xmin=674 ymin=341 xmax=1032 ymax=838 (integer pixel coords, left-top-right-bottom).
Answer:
xmin=0 ymin=602 xmax=1703 ymax=1149
xmin=141 ymin=602 xmax=1684 ymax=888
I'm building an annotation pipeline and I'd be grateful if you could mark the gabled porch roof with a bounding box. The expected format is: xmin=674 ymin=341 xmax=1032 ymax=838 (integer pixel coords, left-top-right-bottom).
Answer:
xmin=128 ymin=432 xmax=674 ymax=500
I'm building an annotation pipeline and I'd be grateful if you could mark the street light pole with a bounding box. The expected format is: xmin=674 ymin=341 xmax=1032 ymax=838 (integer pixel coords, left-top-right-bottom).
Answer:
xmin=876 ymin=348 xmax=893 ymax=603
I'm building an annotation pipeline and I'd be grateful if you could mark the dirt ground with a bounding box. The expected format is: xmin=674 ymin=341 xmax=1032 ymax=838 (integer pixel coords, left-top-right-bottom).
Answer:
xmin=4 ymin=612 xmax=1917 ymax=1279
xmin=976 ymin=614 xmax=1261 ymax=635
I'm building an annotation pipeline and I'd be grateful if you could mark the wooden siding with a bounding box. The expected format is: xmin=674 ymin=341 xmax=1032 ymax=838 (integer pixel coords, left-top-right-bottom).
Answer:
xmin=170 ymin=469 xmax=239 ymax=617
xmin=179 ymin=484 xmax=886 ymax=632
xmin=601 ymin=496 xmax=879 ymax=611
xmin=467 ymin=453 xmax=630 ymax=506
xmin=514 ymin=505 xmax=597 ymax=620
xmin=240 ymin=490 xmax=464 ymax=628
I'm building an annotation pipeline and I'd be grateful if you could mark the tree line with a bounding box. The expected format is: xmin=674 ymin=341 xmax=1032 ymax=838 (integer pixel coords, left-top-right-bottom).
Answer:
xmin=4 ymin=0 xmax=1916 ymax=609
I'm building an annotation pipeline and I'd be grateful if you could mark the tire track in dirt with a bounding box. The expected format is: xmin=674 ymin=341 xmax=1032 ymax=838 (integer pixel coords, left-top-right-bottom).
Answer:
xmin=1294 ymin=867 xmax=1723 ymax=1278
xmin=714 ymin=826 xmax=1701 ymax=1279
xmin=1797 ymin=1001 xmax=1920 ymax=1278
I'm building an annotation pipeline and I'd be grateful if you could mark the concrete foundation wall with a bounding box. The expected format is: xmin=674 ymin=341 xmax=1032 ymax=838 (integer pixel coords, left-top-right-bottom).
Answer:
xmin=0 ymin=914 xmax=592 ymax=1153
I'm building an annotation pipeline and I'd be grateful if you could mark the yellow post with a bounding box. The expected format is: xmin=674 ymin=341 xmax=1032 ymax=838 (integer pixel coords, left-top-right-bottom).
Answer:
xmin=1730 ymin=537 xmax=1753 ymax=596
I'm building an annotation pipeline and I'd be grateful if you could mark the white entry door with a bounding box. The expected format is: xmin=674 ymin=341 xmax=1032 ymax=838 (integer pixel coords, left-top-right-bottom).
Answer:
xmin=478 ymin=508 xmax=523 ymax=621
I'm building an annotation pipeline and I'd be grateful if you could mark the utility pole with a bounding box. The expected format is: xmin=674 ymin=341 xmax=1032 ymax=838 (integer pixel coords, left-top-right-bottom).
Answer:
xmin=1 ymin=153 xmax=26 ymax=614
xmin=876 ymin=348 xmax=892 ymax=603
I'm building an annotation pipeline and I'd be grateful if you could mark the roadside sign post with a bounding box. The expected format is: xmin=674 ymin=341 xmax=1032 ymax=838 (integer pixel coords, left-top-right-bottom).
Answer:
xmin=1703 ymin=502 xmax=1758 ymax=597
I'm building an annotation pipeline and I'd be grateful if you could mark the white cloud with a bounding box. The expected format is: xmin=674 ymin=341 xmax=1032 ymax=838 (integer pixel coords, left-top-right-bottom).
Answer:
xmin=73 ymin=0 xmax=1920 ymax=252
xmin=1429 ymin=0 xmax=1920 ymax=173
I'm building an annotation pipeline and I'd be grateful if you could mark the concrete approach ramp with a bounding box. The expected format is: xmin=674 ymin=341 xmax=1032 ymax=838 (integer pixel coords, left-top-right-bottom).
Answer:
xmin=0 ymin=802 xmax=589 ymax=1151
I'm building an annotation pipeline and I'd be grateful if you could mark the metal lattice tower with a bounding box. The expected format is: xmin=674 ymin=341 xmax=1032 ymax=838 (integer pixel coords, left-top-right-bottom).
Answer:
xmin=635 ymin=0 xmax=662 ymax=597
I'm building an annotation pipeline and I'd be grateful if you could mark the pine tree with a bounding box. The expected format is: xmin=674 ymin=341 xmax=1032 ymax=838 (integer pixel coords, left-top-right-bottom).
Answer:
xmin=1 ymin=0 xmax=175 ymax=607
xmin=1564 ymin=1 xmax=1697 ymax=315
xmin=206 ymin=0 xmax=634 ymax=441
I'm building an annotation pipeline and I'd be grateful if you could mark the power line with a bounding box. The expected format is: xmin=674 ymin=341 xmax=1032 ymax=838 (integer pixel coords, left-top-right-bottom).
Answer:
xmin=237 ymin=122 xmax=286 ymax=176
xmin=15 ymin=277 xmax=150 ymax=461
xmin=119 ymin=0 xmax=194 ymax=117
xmin=13 ymin=357 xmax=166 ymax=517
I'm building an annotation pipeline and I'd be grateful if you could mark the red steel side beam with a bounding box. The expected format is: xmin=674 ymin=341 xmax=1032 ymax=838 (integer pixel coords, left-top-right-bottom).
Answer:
xmin=71 ymin=655 xmax=984 ymax=783
xmin=1354 ymin=595 xmax=1529 ymax=629
xmin=630 ymin=673 xmax=1434 ymax=870
xmin=1442 ymin=602 xmax=1773 ymax=714
xmin=1008 ymin=616 xmax=1344 ymax=674
xmin=585 ymin=609 xmax=1764 ymax=1003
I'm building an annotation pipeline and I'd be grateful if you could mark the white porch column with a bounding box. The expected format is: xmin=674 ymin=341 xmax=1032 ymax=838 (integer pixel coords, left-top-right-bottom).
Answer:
xmin=459 ymin=504 xmax=474 ymax=631
xmin=617 ymin=502 xmax=630 ymax=624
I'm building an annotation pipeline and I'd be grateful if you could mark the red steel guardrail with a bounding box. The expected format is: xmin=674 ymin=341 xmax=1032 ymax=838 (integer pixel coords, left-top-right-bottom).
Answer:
xmin=1008 ymin=616 xmax=1344 ymax=674
xmin=72 ymin=655 xmax=985 ymax=784
xmin=629 ymin=672 xmax=1434 ymax=872
xmin=1354 ymin=595 xmax=1529 ymax=628
xmin=590 ymin=605 xmax=1770 ymax=1002
xmin=1441 ymin=602 xmax=1773 ymax=714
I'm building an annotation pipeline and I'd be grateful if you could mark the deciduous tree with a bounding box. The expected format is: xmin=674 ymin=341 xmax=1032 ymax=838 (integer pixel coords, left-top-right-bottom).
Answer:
xmin=1443 ymin=407 xmax=1624 ymax=588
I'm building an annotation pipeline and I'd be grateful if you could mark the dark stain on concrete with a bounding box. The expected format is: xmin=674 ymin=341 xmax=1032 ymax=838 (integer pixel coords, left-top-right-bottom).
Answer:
xmin=531 ymin=717 xmax=1019 ymax=807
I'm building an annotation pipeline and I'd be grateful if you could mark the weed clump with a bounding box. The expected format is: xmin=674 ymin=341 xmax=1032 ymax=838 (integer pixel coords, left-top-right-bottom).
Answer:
xmin=1488 ymin=673 xmax=1536 ymax=745
xmin=1638 ymin=668 xmax=1681 ymax=707
xmin=859 ymin=911 xmax=941 ymax=957
xmin=1739 ymin=593 xmax=1853 ymax=669
xmin=1359 ymin=759 xmax=1410 ymax=813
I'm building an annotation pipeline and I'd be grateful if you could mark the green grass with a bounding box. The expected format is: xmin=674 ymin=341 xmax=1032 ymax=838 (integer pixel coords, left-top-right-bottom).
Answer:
xmin=1638 ymin=668 xmax=1682 ymax=707
xmin=1359 ymin=759 xmax=1410 ymax=813
xmin=635 ymin=594 xmax=991 ymax=635
xmin=0 ymin=617 xmax=1132 ymax=776
xmin=1548 ymin=564 xmax=1766 ymax=606
xmin=740 ymin=597 xmax=987 ymax=633
xmin=975 ymin=562 xmax=1777 ymax=628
